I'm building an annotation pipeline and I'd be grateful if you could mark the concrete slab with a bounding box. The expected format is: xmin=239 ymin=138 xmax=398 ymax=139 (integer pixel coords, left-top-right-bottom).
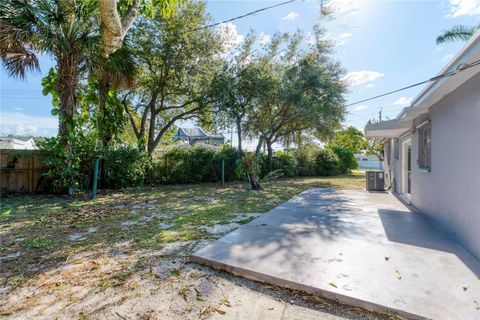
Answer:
xmin=191 ymin=189 xmax=480 ymax=320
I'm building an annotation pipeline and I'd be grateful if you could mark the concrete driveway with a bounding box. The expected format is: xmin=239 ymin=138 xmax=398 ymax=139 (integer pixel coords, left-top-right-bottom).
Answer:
xmin=191 ymin=189 xmax=480 ymax=320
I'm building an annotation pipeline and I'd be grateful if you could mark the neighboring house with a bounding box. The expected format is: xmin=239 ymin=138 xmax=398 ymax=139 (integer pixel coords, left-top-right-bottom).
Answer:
xmin=365 ymin=32 xmax=480 ymax=259
xmin=172 ymin=127 xmax=225 ymax=145
xmin=0 ymin=137 xmax=38 ymax=150
xmin=354 ymin=154 xmax=383 ymax=170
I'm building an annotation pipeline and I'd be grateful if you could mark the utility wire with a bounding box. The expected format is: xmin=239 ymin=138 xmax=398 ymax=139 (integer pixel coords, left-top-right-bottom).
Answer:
xmin=179 ymin=0 xmax=297 ymax=34
xmin=345 ymin=58 xmax=480 ymax=108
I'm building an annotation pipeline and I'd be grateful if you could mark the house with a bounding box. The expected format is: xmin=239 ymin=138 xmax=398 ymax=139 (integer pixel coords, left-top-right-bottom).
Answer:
xmin=0 ymin=137 xmax=38 ymax=150
xmin=172 ymin=127 xmax=225 ymax=145
xmin=365 ymin=32 xmax=480 ymax=259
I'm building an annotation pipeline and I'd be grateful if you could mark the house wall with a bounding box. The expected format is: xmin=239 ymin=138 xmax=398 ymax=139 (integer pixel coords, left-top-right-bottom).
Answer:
xmin=410 ymin=72 xmax=480 ymax=259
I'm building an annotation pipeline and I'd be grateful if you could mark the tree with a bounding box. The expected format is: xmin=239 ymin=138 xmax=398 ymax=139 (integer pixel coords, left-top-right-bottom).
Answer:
xmin=99 ymin=0 xmax=179 ymax=57
xmin=210 ymin=33 xmax=264 ymax=153
xmin=328 ymin=126 xmax=367 ymax=154
xmin=124 ymin=1 xmax=223 ymax=154
xmin=246 ymin=30 xmax=347 ymax=170
xmin=1 ymin=0 xmax=100 ymax=154
xmin=436 ymin=24 xmax=480 ymax=44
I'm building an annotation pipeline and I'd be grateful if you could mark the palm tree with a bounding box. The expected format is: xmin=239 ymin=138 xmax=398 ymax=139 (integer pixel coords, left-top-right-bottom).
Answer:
xmin=436 ymin=24 xmax=480 ymax=44
xmin=0 ymin=0 xmax=100 ymax=152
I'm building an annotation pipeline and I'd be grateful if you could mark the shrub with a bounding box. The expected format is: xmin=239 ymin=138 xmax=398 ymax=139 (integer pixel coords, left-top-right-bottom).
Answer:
xmin=315 ymin=148 xmax=340 ymax=176
xmin=40 ymin=134 xmax=98 ymax=193
xmin=104 ymin=146 xmax=152 ymax=188
xmin=272 ymin=151 xmax=296 ymax=177
xmin=293 ymin=144 xmax=321 ymax=176
xmin=153 ymin=144 xmax=241 ymax=184
xmin=331 ymin=146 xmax=358 ymax=174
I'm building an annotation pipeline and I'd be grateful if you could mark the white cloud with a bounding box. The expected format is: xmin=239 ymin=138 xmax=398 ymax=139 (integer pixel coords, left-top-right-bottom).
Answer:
xmin=14 ymin=107 xmax=23 ymax=112
xmin=336 ymin=32 xmax=352 ymax=46
xmin=0 ymin=111 xmax=57 ymax=136
xmin=282 ymin=11 xmax=299 ymax=20
xmin=342 ymin=71 xmax=384 ymax=86
xmin=442 ymin=53 xmax=454 ymax=62
xmin=392 ymin=97 xmax=412 ymax=106
xmin=355 ymin=105 xmax=368 ymax=111
xmin=258 ymin=32 xmax=272 ymax=45
xmin=449 ymin=0 xmax=480 ymax=17
xmin=216 ymin=22 xmax=244 ymax=55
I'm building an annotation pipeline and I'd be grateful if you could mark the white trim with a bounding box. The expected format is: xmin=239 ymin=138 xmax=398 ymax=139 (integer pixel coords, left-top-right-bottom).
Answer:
xmin=415 ymin=119 xmax=430 ymax=130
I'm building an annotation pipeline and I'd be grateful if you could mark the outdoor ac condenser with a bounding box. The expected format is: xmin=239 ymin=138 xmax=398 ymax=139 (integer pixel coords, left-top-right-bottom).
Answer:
xmin=366 ymin=171 xmax=385 ymax=191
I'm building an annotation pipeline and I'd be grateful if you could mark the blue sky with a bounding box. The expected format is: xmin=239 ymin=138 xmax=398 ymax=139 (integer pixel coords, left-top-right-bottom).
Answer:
xmin=1 ymin=0 xmax=479 ymax=140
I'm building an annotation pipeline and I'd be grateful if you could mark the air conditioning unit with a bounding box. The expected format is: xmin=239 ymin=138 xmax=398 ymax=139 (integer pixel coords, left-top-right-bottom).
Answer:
xmin=366 ymin=171 xmax=385 ymax=191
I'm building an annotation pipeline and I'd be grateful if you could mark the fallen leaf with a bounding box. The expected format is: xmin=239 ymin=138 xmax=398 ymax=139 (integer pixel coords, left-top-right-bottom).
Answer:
xmin=179 ymin=287 xmax=189 ymax=301
xmin=267 ymin=307 xmax=274 ymax=310
xmin=328 ymin=282 xmax=337 ymax=288
xmin=384 ymin=256 xmax=390 ymax=261
xmin=395 ymin=270 xmax=402 ymax=280
xmin=195 ymin=287 xmax=205 ymax=301
xmin=213 ymin=307 xmax=226 ymax=315
xmin=463 ymin=286 xmax=468 ymax=291
xmin=219 ymin=298 xmax=231 ymax=307
xmin=73 ymin=259 xmax=83 ymax=265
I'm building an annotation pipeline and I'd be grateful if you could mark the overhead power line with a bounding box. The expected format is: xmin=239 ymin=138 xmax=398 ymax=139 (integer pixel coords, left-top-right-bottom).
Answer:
xmin=345 ymin=58 xmax=480 ymax=108
xmin=180 ymin=0 xmax=297 ymax=34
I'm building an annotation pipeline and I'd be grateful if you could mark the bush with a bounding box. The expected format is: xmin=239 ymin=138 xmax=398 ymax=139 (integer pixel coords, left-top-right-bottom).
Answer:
xmin=293 ymin=144 xmax=321 ymax=176
xmin=331 ymin=146 xmax=358 ymax=174
xmin=104 ymin=146 xmax=152 ymax=188
xmin=272 ymin=151 xmax=296 ymax=177
xmin=315 ymin=148 xmax=340 ymax=176
xmin=153 ymin=144 xmax=241 ymax=184
xmin=40 ymin=134 xmax=98 ymax=193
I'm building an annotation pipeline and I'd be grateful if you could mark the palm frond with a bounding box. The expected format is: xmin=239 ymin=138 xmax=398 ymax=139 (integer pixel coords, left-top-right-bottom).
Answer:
xmin=436 ymin=24 xmax=480 ymax=44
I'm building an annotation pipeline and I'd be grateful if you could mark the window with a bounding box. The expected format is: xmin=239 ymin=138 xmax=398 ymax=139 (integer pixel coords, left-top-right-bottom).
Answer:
xmin=417 ymin=121 xmax=431 ymax=171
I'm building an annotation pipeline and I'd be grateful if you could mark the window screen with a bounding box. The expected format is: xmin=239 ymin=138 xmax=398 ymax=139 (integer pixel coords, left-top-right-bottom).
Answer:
xmin=417 ymin=122 xmax=431 ymax=171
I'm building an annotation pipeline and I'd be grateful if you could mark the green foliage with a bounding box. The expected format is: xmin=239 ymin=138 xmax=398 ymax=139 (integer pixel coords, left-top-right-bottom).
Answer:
xmin=272 ymin=151 xmax=296 ymax=177
xmin=436 ymin=24 xmax=480 ymax=44
xmin=331 ymin=146 xmax=358 ymax=174
xmin=104 ymin=146 xmax=152 ymax=188
xmin=294 ymin=144 xmax=321 ymax=176
xmin=153 ymin=145 xmax=241 ymax=184
xmin=235 ymin=153 xmax=261 ymax=177
xmin=329 ymin=126 xmax=366 ymax=154
xmin=315 ymin=149 xmax=340 ymax=176
xmin=40 ymin=132 xmax=99 ymax=193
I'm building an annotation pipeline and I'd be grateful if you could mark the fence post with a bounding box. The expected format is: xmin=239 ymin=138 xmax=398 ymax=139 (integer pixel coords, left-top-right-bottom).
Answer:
xmin=92 ymin=157 xmax=100 ymax=200
xmin=221 ymin=159 xmax=225 ymax=187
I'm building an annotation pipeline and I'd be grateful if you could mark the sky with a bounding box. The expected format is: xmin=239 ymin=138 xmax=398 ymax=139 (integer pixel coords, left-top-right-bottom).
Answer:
xmin=1 ymin=0 xmax=480 ymax=143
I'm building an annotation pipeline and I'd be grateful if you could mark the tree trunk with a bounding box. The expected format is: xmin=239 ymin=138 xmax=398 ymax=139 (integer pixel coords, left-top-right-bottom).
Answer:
xmin=57 ymin=56 xmax=79 ymax=150
xmin=266 ymin=139 xmax=273 ymax=172
xmin=255 ymin=136 xmax=264 ymax=155
xmin=99 ymin=0 xmax=139 ymax=57
xmin=236 ymin=116 xmax=243 ymax=154
xmin=248 ymin=172 xmax=262 ymax=190
xmin=57 ymin=54 xmax=80 ymax=193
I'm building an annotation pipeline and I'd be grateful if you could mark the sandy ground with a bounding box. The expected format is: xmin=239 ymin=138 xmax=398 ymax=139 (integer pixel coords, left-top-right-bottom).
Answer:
xmin=0 ymin=239 xmax=396 ymax=320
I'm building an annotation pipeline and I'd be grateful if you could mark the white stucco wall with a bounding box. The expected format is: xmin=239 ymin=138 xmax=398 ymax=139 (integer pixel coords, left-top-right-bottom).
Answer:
xmin=410 ymin=72 xmax=480 ymax=259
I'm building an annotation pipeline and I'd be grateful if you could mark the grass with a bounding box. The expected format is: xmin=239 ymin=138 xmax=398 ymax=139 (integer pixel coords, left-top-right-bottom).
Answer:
xmin=0 ymin=173 xmax=365 ymax=283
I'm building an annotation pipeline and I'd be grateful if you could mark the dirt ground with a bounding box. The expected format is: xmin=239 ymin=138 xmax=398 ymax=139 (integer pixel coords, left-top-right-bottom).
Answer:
xmin=0 ymin=174 xmax=398 ymax=319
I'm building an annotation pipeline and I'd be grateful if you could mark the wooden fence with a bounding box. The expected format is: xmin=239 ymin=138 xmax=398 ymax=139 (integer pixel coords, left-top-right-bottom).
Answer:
xmin=0 ymin=150 xmax=50 ymax=194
